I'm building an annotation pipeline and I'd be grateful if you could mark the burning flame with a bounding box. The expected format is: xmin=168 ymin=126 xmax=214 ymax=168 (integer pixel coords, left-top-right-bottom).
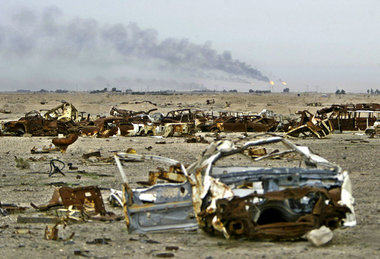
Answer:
xmin=281 ymin=81 xmax=287 ymax=86
xmin=269 ymin=80 xmax=275 ymax=86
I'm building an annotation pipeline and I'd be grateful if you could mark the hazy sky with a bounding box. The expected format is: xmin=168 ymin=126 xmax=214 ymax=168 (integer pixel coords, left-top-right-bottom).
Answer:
xmin=1 ymin=1 xmax=379 ymax=92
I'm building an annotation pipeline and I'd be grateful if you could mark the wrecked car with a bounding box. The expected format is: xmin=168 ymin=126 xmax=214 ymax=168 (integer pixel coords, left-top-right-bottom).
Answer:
xmin=1 ymin=102 xmax=81 ymax=136
xmin=161 ymin=109 xmax=200 ymax=123
xmin=115 ymin=136 xmax=355 ymax=241
xmin=208 ymin=112 xmax=279 ymax=133
xmin=186 ymin=136 xmax=356 ymax=240
xmin=316 ymin=103 xmax=380 ymax=132
xmin=78 ymin=116 xmax=134 ymax=137
xmin=222 ymin=115 xmax=278 ymax=132
xmin=1 ymin=110 xmax=74 ymax=136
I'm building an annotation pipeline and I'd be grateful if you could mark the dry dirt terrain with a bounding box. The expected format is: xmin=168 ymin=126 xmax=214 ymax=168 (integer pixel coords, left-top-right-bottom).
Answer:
xmin=0 ymin=92 xmax=379 ymax=258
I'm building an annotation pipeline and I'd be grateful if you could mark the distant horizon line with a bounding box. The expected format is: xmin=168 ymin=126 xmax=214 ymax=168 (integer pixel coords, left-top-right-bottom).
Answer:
xmin=0 ymin=89 xmax=377 ymax=95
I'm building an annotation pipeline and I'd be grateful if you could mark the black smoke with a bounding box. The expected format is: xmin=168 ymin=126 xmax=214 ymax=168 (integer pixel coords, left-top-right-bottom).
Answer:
xmin=0 ymin=6 xmax=269 ymax=90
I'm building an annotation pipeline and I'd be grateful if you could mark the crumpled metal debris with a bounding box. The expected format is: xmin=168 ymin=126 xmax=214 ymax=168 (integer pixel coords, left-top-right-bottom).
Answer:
xmin=136 ymin=164 xmax=187 ymax=186
xmin=32 ymin=186 xmax=106 ymax=215
xmin=186 ymin=136 xmax=356 ymax=240
xmin=286 ymin=110 xmax=333 ymax=138
xmin=114 ymin=153 xmax=197 ymax=233
xmin=59 ymin=186 xmax=106 ymax=215
xmin=82 ymin=151 xmax=114 ymax=164
xmin=30 ymin=186 xmax=120 ymax=224
xmin=44 ymin=222 xmax=75 ymax=241
xmin=316 ymin=103 xmax=380 ymax=132
xmin=44 ymin=224 xmax=59 ymax=240
xmin=43 ymin=102 xmax=80 ymax=122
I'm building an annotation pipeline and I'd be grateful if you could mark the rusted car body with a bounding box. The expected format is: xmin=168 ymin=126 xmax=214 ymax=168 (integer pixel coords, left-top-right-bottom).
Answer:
xmin=186 ymin=136 xmax=356 ymax=240
xmin=316 ymin=103 xmax=380 ymax=131
xmin=32 ymin=186 xmax=106 ymax=215
xmin=158 ymin=109 xmax=207 ymax=136
xmin=208 ymin=112 xmax=279 ymax=133
xmin=92 ymin=117 xmax=132 ymax=137
xmin=78 ymin=116 xmax=151 ymax=137
xmin=1 ymin=111 xmax=74 ymax=136
xmin=1 ymin=103 xmax=80 ymax=136
xmin=223 ymin=116 xmax=278 ymax=132
xmin=161 ymin=109 xmax=201 ymax=123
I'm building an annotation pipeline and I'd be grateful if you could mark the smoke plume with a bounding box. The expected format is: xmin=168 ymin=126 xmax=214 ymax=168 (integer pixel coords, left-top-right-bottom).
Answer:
xmin=0 ymin=6 xmax=269 ymax=90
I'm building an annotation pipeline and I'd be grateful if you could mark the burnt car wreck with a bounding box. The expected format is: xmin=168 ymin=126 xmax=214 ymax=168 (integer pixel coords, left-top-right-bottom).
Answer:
xmin=1 ymin=103 xmax=80 ymax=136
xmin=115 ymin=136 xmax=355 ymax=242
xmin=186 ymin=136 xmax=355 ymax=240
xmin=316 ymin=103 xmax=380 ymax=132
xmin=187 ymin=136 xmax=356 ymax=240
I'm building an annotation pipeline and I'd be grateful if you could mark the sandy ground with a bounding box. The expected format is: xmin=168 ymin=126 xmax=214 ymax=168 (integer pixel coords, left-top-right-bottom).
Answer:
xmin=0 ymin=92 xmax=379 ymax=258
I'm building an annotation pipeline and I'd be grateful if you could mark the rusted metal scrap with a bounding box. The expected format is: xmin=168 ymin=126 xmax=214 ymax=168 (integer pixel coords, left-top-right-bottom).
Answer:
xmin=316 ymin=103 xmax=380 ymax=131
xmin=210 ymin=114 xmax=279 ymax=133
xmin=159 ymin=109 xmax=206 ymax=137
xmin=245 ymin=147 xmax=267 ymax=158
xmin=52 ymin=133 xmax=78 ymax=153
xmin=1 ymin=110 xmax=76 ymax=136
xmin=161 ymin=109 xmax=199 ymax=123
xmin=186 ymin=136 xmax=356 ymax=240
xmin=137 ymin=165 xmax=188 ymax=186
xmin=44 ymin=223 xmax=76 ymax=241
xmin=114 ymin=153 xmax=197 ymax=233
xmin=32 ymin=186 xmax=106 ymax=216
xmin=44 ymin=224 xmax=59 ymax=240
xmin=286 ymin=110 xmax=333 ymax=138
xmin=82 ymin=151 xmax=116 ymax=164
xmin=59 ymin=186 xmax=106 ymax=215
xmin=81 ymin=116 xmax=132 ymax=137
xmin=43 ymin=102 xmax=80 ymax=122
xmin=162 ymin=122 xmax=196 ymax=137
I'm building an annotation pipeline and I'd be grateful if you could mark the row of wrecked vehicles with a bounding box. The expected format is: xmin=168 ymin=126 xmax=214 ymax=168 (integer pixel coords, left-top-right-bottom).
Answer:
xmin=0 ymin=102 xmax=365 ymax=244
xmin=0 ymin=103 xmax=281 ymax=137
xmin=2 ymin=102 xmax=379 ymax=138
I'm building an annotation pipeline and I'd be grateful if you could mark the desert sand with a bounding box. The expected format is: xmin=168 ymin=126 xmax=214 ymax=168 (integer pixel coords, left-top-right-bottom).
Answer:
xmin=0 ymin=92 xmax=379 ymax=258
